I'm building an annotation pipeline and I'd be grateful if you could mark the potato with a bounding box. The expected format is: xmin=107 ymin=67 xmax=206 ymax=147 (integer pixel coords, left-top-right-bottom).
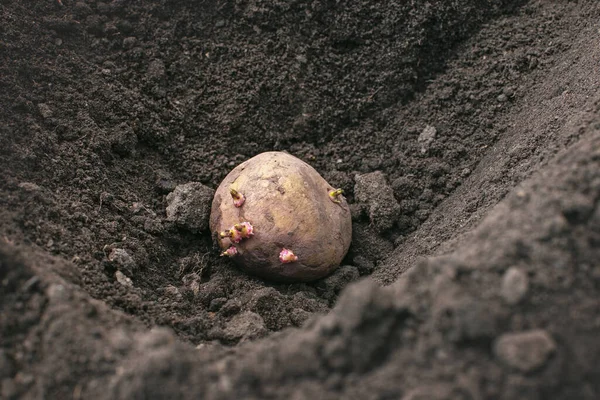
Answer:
xmin=210 ymin=152 xmax=352 ymax=282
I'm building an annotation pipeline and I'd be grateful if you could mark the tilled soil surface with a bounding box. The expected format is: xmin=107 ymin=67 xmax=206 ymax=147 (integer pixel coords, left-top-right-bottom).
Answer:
xmin=1 ymin=0 xmax=599 ymax=399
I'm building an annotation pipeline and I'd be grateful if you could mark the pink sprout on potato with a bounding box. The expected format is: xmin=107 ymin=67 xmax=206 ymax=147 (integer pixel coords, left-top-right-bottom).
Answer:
xmin=219 ymin=221 xmax=254 ymax=243
xmin=234 ymin=222 xmax=254 ymax=238
xmin=221 ymin=246 xmax=238 ymax=257
xmin=230 ymin=188 xmax=245 ymax=207
xmin=279 ymin=248 xmax=298 ymax=263
xmin=210 ymin=152 xmax=352 ymax=282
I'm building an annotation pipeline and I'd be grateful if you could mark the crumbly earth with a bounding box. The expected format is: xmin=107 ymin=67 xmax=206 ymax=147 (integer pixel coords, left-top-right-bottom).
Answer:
xmin=1 ymin=0 xmax=599 ymax=399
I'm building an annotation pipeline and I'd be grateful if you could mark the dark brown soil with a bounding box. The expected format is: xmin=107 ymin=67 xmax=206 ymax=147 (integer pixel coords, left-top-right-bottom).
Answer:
xmin=1 ymin=0 xmax=599 ymax=399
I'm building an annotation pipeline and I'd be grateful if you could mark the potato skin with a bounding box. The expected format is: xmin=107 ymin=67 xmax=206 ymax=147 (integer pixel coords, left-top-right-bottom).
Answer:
xmin=210 ymin=152 xmax=352 ymax=282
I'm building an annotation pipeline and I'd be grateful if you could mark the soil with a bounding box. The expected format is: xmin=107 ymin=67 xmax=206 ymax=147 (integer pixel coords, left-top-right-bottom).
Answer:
xmin=1 ymin=0 xmax=599 ymax=399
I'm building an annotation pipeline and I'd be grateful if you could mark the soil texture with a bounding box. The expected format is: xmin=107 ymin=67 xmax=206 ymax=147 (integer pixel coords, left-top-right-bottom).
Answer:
xmin=1 ymin=0 xmax=599 ymax=399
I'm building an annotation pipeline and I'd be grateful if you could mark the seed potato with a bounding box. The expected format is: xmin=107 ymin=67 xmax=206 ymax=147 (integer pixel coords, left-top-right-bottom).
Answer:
xmin=210 ymin=151 xmax=352 ymax=282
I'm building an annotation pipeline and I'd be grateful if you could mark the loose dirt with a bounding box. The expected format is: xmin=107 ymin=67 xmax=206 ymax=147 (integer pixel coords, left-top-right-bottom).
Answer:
xmin=1 ymin=0 xmax=599 ymax=399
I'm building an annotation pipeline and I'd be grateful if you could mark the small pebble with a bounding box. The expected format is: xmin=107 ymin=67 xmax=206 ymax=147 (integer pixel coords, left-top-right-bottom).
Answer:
xmin=501 ymin=267 xmax=528 ymax=305
xmin=108 ymin=248 xmax=137 ymax=276
xmin=115 ymin=271 xmax=133 ymax=287
xmin=418 ymin=125 xmax=437 ymax=154
xmin=494 ymin=329 xmax=556 ymax=372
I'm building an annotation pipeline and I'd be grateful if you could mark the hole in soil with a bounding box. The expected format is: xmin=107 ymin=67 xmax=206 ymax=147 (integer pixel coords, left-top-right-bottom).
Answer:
xmin=2 ymin=0 xmax=585 ymax=350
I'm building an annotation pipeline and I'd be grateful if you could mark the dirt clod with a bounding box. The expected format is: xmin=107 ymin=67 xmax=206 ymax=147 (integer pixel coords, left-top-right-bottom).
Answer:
xmin=493 ymin=330 xmax=557 ymax=373
xmin=107 ymin=248 xmax=136 ymax=276
xmin=166 ymin=182 xmax=214 ymax=233
xmin=223 ymin=312 xmax=268 ymax=343
xmin=354 ymin=171 xmax=401 ymax=233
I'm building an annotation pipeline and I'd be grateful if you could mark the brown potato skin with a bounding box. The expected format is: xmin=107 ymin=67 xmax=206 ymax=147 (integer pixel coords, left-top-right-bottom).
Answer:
xmin=210 ymin=152 xmax=352 ymax=282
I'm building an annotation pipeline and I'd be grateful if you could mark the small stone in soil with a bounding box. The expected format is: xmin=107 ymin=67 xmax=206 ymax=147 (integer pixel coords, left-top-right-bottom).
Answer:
xmin=115 ymin=271 xmax=133 ymax=287
xmin=501 ymin=267 xmax=528 ymax=305
xmin=107 ymin=248 xmax=136 ymax=276
xmin=494 ymin=329 xmax=556 ymax=372
xmin=418 ymin=125 xmax=437 ymax=154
